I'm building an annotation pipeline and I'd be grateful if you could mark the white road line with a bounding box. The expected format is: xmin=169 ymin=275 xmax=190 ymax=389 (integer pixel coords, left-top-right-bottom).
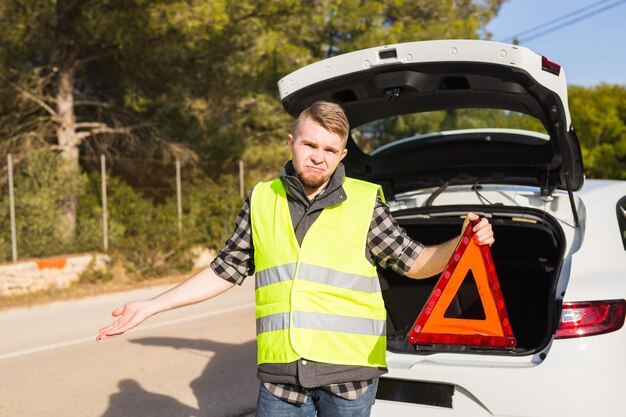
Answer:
xmin=0 ymin=302 xmax=255 ymax=361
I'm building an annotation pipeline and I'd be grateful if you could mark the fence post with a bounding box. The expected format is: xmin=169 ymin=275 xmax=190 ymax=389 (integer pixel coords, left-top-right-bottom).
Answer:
xmin=7 ymin=154 xmax=17 ymax=262
xmin=239 ymin=159 xmax=244 ymax=198
xmin=101 ymin=154 xmax=108 ymax=252
xmin=176 ymin=159 xmax=182 ymax=235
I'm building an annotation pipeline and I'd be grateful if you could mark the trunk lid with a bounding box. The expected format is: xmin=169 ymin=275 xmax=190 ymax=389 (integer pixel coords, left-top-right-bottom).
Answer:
xmin=279 ymin=40 xmax=584 ymax=198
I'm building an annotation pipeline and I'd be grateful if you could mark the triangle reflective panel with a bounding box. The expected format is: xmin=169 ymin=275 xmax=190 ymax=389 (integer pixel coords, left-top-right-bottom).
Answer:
xmin=407 ymin=221 xmax=516 ymax=348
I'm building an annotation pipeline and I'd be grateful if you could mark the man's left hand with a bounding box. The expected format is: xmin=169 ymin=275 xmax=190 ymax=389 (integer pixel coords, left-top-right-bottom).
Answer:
xmin=465 ymin=212 xmax=494 ymax=247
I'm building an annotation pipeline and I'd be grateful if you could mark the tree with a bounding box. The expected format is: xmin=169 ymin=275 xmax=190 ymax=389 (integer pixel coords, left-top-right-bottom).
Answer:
xmin=0 ymin=0 xmax=506 ymax=244
xmin=173 ymin=0 xmax=506 ymax=177
xmin=0 ymin=0 xmax=206 ymax=238
xmin=569 ymin=84 xmax=626 ymax=179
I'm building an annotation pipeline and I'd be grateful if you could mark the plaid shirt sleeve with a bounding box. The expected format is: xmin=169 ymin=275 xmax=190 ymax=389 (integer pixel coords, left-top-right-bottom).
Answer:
xmin=210 ymin=195 xmax=254 ymax=285
xmin=368 ymin=195 xmax=423 ymax=274
xmin=211 ymin=194 xmax=422 ymax=283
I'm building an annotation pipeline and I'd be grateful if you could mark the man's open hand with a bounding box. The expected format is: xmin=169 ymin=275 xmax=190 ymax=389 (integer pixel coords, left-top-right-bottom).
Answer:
xmin=96 ymin=300 xmax=155 ymax=341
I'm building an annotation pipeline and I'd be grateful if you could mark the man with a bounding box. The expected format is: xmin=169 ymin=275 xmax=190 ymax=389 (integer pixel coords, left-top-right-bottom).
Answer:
xmin=97 ymin=101 xmax=494 ymax=416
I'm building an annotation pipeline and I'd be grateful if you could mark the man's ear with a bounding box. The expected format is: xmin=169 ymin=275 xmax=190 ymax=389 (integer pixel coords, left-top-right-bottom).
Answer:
xmin=287 ymin=133 xmax=294 ymax=146
xmin=340 ymin=148 xmax=348 ymax=161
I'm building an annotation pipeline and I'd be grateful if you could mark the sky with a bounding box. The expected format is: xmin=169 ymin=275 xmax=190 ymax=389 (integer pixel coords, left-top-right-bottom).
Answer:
xmin=485 ymin=0 xmax=626 ymax=86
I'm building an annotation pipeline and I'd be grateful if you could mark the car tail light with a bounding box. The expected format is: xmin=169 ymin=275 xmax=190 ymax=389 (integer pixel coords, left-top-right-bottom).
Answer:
xmin=556 ymin=300 xmax=625 ymax=339
xmin=541 ymin=56 xmax=561 ymax=76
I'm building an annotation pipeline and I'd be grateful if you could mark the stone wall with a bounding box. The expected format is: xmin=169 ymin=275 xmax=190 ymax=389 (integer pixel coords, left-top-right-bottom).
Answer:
xmin=0 ymin=254 xmax=109 ymax=297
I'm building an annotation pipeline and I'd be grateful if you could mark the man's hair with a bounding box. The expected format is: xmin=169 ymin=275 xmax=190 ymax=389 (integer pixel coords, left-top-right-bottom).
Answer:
xmin=292 ymin=101 xmax=350 ymax=143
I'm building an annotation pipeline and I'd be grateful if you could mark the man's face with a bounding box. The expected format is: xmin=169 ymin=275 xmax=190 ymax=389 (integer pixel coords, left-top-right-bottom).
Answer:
xmin=288 ymin=116 xmax=347 ymax=195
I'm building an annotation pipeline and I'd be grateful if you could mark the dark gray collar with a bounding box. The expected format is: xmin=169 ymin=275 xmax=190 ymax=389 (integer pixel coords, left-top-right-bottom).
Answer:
xmin=279 ymin=161 xmax=347 ymax=207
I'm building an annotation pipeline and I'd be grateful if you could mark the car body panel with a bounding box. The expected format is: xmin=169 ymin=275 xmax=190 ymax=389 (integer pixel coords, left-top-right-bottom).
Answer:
xmin=373 ymin=328 xmax=625 ymax=416
xmin=565 ymin=180 xmax=626 ymax=302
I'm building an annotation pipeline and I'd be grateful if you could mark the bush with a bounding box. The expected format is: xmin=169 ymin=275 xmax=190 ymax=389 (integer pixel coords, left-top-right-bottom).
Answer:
xmin=0 ymin=150 xmax=86 ymax=260
xmin=182 ymin=174 xmax=244 ymax=251
xmin=92 ymin=173 xmax=183 ymax=278
xmin=0 ymin=151 xmax=246 ymax=280
xmin=83 ymin=171 xmax=244 ymax=279
xmin=78 ymin=255 xmax=114 ymax=284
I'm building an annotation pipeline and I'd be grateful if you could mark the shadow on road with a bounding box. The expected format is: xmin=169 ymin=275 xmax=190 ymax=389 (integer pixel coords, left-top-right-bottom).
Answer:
xmin=101 ymin=379 xmax=199 ymax=417
xmin=100 ymin=337 xmax=258 ymax=417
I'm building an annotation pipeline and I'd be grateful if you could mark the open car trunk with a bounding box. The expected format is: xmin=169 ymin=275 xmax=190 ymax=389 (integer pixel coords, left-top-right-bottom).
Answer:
xmin=381 ymin=207 xmax=565 ymax=355
xmin=278 ymin=39 xmax=583 ymax=357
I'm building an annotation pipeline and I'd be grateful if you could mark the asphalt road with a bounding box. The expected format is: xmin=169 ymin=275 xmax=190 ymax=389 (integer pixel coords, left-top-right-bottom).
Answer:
xmin=0 ymin=277 xmax=258 ymax=417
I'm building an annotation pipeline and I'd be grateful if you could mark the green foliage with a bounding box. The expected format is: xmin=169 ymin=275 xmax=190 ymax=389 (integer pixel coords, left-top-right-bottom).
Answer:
xmin=0 ymin=155 xmax=244 ymax=277
xmin=0 ymin=150 xmax=86 ymax=259
xmin=243 ymin=140 xmax=292 ymax=186
xmin=75 ymin=180 xmax=116 ymax=253
xmin=78 ymin=255 xmax=114 ymax=284
xmin=0 ymin=0 xmax=513 ymax=276
xmin=352 ymin=109 xmax=547 ymax=153
xmin=79 ymin=169 xmax=243 ymax=278
xmin=95 ymin=174 xmax=183 ymax=278
xmin=182 ymin=174 xmax=244 ymax=250
xmin=0 ymin=0 xmax=507 ymax=166
xmin=569 ymin=84 xmax=626 ymax=179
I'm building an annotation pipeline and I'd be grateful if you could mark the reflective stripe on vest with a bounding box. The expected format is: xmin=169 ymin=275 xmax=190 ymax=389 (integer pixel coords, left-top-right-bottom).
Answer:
xmin=257 ymin=311 xmax=386 ymax=336
xmin=255 ymin=263 xmax=382 ymax=293
xmin=251 ymin=177 xmax=387 ymax=368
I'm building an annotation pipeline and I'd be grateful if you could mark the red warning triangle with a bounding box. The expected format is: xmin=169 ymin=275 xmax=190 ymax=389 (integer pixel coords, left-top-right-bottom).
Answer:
xmin=407 ymin=221 xmax=516 ymax=348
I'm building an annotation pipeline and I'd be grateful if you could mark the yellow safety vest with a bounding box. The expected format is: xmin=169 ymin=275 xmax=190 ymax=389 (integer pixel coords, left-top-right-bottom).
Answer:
xmin=250 ymin=177 xmax=387 ymax=367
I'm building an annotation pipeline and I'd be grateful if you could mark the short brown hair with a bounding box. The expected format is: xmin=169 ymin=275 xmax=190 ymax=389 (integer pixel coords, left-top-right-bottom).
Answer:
xmin=292 ymin=101 xmax=349 ymax=143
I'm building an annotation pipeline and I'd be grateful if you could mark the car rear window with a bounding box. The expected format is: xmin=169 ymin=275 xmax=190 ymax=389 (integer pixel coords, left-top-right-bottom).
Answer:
xmin=350 ymin=108 xmax=548 ymax=155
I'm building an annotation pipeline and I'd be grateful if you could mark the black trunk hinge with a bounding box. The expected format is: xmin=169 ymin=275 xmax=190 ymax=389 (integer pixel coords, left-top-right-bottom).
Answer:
xmin=564 ymin=172 xmax=580 ymax=228
xmin=539 ymin=170 xmax=558 ymax=198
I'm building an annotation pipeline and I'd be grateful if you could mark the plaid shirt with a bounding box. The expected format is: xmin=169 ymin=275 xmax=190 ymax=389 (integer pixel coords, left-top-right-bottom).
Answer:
xmin=263 ymin=379 xmax=374 ymax=405
xmin=211 ymin=195 xmax=421 ymax=284
xmin=211 ymin=168 xmax=422 ymax=405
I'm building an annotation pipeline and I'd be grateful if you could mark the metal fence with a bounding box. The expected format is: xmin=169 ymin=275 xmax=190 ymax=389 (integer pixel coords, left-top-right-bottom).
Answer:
xmin=2 ymin=153 xmax=248 ymax=263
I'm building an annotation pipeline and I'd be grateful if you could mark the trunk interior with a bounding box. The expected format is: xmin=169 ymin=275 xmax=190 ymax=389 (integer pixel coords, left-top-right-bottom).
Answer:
xmin=381 ymin=210 xmax=564 ymax=355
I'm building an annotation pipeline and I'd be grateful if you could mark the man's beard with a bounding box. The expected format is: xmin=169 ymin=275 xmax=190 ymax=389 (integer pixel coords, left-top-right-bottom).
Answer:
xmin=298 ymin=171 xmax=329 ymax=190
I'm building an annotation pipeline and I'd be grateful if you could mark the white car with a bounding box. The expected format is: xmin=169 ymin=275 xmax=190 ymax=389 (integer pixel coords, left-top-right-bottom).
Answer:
xmin=278 ymin=40 xmax=626 ymax=416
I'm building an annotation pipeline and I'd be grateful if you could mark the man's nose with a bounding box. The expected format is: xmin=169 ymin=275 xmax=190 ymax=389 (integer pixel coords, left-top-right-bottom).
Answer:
xmin=310 ymin=150 xmax=323 ymax=163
